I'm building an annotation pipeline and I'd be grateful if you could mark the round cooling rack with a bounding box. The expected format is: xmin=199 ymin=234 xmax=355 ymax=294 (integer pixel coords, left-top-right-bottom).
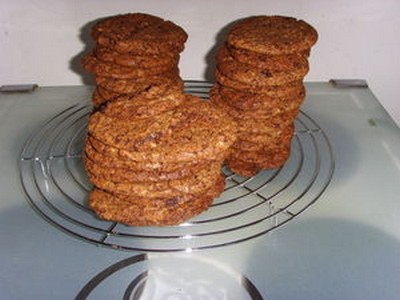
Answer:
xmin=19 ymin=81 xmax=335 ymax=252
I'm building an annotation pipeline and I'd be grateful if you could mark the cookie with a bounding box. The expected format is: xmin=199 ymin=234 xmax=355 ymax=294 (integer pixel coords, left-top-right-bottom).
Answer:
xmin=232 ymin=126 xmax=294 ymax=152
xmin=217 ymin=64 xmax=308 ymax=86
xmin=227 ymin=15 xmax=318 ymax=55
xmin=216 ymin=47 xmax=309 ymax=86
xmin=87 ymin=167 xmax=223 ymax=198
xmin=229 ymin=143 xmax=291 ymax=163
xmin=84 ymin=152 xmax=220 ymax=183
xmin=94 ymin=67 xmax=180 ymax=94
xmin=226 ymin=154 xmax=288 ymax=177
xmin=217 ymin=45 xmax=309 ymax=72
xmin=91 ymin=13 xmax=188 ymax=55
xmin=235 ymin=121 xmax=294 ymax=141
xmin=94 ymin=45 xmax=179 ymax=68
xmin=224 ymin=158 xmax=262 ymax=177
xmin=98 ymin=89 xmax=185 ymax=120
xmin=82 ymin=53 xmax=177 ymax=79
xmin=92 ymin=88 xmax=108 ymax=109
xmin=210 ymin=90 xmax=297 ymax=133
xmin=226 ymin=144 xmax=291 ymax=176
xmin=216 ymin=83 xmax=305 ymax=111
xmin=215 ymin=70 xmax=303 ymax=94
xmin=87 ymin=95 xmax=237 ymax=163
xmin=85 ymin=137 xmax=215 ymax=173
xmin=94 ymin=78 xmax=184 ymax=105
xmin=89 ymin=188 xmax=212 ymax=226
xmin=226 ymin=44 xmax=311 ymax=68
xmin=232 ymin=138 xmax=290 ymax=153
xmin=210 ymin=85 xmax=301 ymax=119
xmin=95 ymin=86 xmax=122 ymax=101
xmin=88 ymin=175 xmax=224 ymax=226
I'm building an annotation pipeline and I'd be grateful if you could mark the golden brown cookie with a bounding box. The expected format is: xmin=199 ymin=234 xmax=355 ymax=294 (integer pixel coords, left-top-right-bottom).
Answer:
xmin=210 ymin=90 xmax=297 ymax=136
xmin=226 ymin=144 xmax=291 ymax=176
xmin=94 ymin=67 xmax=180 ymax=94
xmin=216 ymin=83 xmax=305 ymax=111
xmin=215 ymin=70 xmax=303 ymax=94
xmin=216 ymin=50 xmax=309 ymax=86
xmin=87 ymin=167 xmax=224 ymax=199
xmin=84 ymin=152 xmax=221 ymax=183
xmin=232 ymin=125 xmax=294 ymax=152
xmin=226 ymin=155 xmax=288 ymax=176
xmin=229 ymin=143 xmax=291 ymax=164
xmin=217 ymin=45 xmax=309 ymax=73
xmin=226 ymin=15 xmax=318 ymax=55
xmin=210 ymin=85 xmax=301 ymax=119
xmin=93 ymin=78 xmax=184 ymax=108
xmin=94 ymin=45 xmax=179 ymax=68
xmin=92 ymin=88 xmax=108 ymax=109
xmin=226 ymin=44 xmax=310 ymax=68
xmin=88 ymin=175 xmax=224 ymax=226
xmin=84 ymin=137 xmax=215 ymax=173
xmin=235 ymin=118 xmax=294 ymax=136
xmin=98 ymin=90 xmax=185 ymax=120
xmin=236 ymin=129 xmax=294 ymax=146
xmin=82 ymin=53 xmax=177 ymax=79
xmin=87 ymin=95 xmax=237 ymax=163
xmin=95 ymin=86 xmax=122 ymax=101
xmin=89 ymin=188 xmax=212 ymax=226
xmin=224 ymin=159 xmax=261 ymax=177
xmin=88 ymin=108 xmax=177 ymax=152
xmin=91 ymin=13 xmax=188 ymax=55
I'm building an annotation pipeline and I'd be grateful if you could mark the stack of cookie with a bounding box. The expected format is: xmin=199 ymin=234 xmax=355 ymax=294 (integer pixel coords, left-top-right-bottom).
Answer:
xmin=210 ymin=15 xmax=318 ymax=177
xmin=82 ymin=13 xmax=237 ymax=226
xmin=82 ymin=13 xmax=188 ymax=109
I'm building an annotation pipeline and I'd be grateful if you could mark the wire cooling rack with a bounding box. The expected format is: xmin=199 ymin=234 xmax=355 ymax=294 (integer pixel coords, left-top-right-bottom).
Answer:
xmin=19 ymin=81 xmax=334 ymax=252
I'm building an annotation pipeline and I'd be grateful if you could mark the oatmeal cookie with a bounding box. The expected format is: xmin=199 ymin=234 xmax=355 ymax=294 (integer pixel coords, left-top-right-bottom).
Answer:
xmin=88 ymin=175 xmax=224 ymax=226
xmin=232 ymin=126 xmax=294 ymax=152
xmin=215 ymin=70 xmax=303 ymax=94
xmin=94 ymin=45 xmax=179 ymax=68
xmin=226 ymin=44 xmax=310 ymax=68
xmin=216 ymin=83 xmax=305 ymax=111
xmin=210 ymin=86 xmax=301 ymax=119
xmin=91 ymin=13 xmax=188 ymax=55
xmin=217 ymin=45 xmax=309 ymax=72
xmin=227 ymin=15 xmax=318 ymax=55
xmin=98 ymin=90 xmax=185 ymax=120
xmin=84 ymin=152 xmax=220 ymax=183
xmin=93 ymin=78 xmax=184 ymax=106
xmin=87 ymin=167 xmax=223 ymax=199
xmin=216 ymin=47 xmax=309 ymax=86
xmin=94 ymin=67 xmax=180 ymax=94
xmin=87 ymin=95 xmax=237 ymax=163
xmin=226 ymin=145 xmax=291 ymax=176
xmin=84 ymin=137 xmax=214 ymax=173
xmin=82 ymin=53 xmax=177 ymax=79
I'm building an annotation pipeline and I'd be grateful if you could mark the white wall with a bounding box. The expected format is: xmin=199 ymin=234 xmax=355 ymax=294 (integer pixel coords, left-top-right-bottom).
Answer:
xmin=1 ymin=0 xmax=399 ymax=125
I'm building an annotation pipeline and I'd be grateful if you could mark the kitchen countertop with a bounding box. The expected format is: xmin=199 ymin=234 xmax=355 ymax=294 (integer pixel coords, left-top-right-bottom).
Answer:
xmin=0 ymin=82 xmax=399 ymax=299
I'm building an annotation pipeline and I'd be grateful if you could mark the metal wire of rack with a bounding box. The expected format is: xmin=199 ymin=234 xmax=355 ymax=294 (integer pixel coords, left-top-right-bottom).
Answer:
xmin=19 ymin=81 xmax=334 ymax=252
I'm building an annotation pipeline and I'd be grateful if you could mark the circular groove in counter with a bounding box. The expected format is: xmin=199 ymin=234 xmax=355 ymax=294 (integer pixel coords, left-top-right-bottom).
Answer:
xmin=75 ymin=254 xmax=264 ymax=299
xmin=19 ymin=81 xmax=335 ymax=252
